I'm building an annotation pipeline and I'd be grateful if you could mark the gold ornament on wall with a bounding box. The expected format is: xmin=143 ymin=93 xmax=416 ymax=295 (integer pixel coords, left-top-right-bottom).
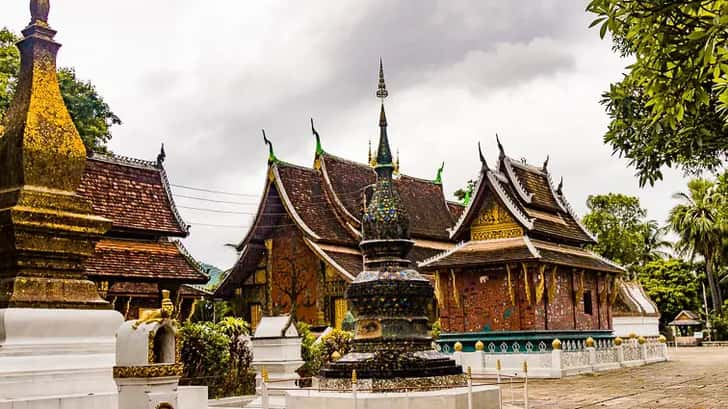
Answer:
xmin=535 ymin=264 xmax=546 ymax=304
xmin=609 ymin=275 xmax=620 ymax=305
xmin=548 ymin=265 xmax=558 ymax=301
xmin=574 ymin=270 xmax=585 ymax=305
xmin=470 ymin=199 xmax=523 ymax=241
xmin=450 ymin=269 xmax=460 ymax=308
xmin=506 ymin=264 xmax=515 ymax=306
xmin=434 ymin=271 xmax=444 ymax=308
xmin=521 ymin=263 xmax=532 ymax=305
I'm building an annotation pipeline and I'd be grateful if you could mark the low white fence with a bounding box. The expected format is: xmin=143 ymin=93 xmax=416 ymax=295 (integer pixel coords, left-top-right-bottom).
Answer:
xmin=451 ymin=337 xmax=669 ymax=378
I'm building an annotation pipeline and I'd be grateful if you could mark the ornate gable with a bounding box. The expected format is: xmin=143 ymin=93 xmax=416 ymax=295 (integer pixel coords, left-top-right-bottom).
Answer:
xmin=470 ymin=196 xmax=524 ymax=241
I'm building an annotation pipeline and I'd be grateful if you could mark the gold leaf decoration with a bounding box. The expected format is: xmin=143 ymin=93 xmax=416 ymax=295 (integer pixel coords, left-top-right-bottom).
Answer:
xmin=535 ymin=264 xmax=546 ymax=304
xmin=506 ymin=264 xmax=515 ymax=306
xmin=521 ymin=263 xmax=532 ymax=305
xmin=548 ymin=265 xmax=558 ymax=301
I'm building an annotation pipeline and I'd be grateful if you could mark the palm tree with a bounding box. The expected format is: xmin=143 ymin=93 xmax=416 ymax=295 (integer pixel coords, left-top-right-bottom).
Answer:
xmin=669 ymin=179 xmax=725 ymax=315
xmin=640 ymin=219 xmax=672 ymax=263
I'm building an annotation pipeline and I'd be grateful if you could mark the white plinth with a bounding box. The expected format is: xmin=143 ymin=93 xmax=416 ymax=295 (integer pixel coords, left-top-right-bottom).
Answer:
xmin=252 ymin=316 xmax=304 ymax=392
xmin=286 ymin=385 xmax=502 ymax=409
xmin=0 ymin=308 xmax=124 ymax=408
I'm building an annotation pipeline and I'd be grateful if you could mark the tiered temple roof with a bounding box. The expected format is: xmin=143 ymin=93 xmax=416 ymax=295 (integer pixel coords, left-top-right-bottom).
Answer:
xmin=218 ymin=130 xmax=625 ymax=298
xmin=79 ymin=153 xmax=207 ymax=288
xmin=216 ymin=146 xmax=458 ymax=296
xmin=419 ymin=140 xmax=623 ymax=274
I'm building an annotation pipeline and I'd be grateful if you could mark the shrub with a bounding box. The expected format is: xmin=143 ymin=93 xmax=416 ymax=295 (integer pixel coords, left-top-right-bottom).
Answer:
xmin=308 ymin=329 xmax=353 ymax=375
xmin=179 ymin=318 xmax=255 ymax=398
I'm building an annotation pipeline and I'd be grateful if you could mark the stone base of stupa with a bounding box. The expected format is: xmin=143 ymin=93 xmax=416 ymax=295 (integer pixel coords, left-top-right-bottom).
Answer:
xmin=0 ymin=308 xmax=124 ymax=409
xmin=286 ymin=384 xmax=502 ymax=409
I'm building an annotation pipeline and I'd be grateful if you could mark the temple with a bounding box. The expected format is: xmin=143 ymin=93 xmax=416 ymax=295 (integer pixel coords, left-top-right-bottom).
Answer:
xmin=215 ymin=123 xmax=456 ymax=329
xmin=419 ymin=140 xmax=626 ymax=350
xmin=79 ymin=151 xmax=209 ymax=320
xmin=216 ymin=67 xmax=627 ymax=346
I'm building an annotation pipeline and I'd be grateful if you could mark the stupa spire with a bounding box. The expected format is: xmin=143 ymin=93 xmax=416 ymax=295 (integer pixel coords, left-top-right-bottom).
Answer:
xmin=319 ymin=61 xmax=463 ymax=387
xmin=0 ymin=0 xmax=111 ymax=308
xmin=375 ymin=60 xmax=393 ymax=169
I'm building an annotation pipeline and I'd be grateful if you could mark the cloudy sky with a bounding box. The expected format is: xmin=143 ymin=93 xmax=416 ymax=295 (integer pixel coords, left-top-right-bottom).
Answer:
xmin=1 ymin=1 xmax=687 ymax=270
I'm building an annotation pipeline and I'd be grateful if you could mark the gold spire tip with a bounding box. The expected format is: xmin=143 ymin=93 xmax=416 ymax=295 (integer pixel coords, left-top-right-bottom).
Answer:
xmin=30 ymin=0 xmax=50 ymax=25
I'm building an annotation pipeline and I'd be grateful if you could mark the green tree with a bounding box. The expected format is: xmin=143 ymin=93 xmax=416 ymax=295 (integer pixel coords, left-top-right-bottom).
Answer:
xmin=669 ymin=178 xmax=726 ymax=315
xmin=582 ymin=193 xmax=648 ymax=268
xmin=0 ymin=28 xmax=120 ymax=153
xmin=636 ymin=259 xmax=703 ymax=327
xmin=454 ymin=179 xmax=476 ymax=203
xmin=587 ymin=1 xmax=728 ymax=186
xmin=640 ymin=219 xmax=673 ymax=264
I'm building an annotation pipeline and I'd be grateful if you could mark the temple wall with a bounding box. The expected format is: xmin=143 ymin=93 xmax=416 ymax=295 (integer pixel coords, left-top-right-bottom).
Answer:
xmin=437 ymin=266 xmax=613 ymax=333
xmin=546 ymin=269 xmax=577 ymax=330
xmin=269 ymin=228 xmax=322 ymax=325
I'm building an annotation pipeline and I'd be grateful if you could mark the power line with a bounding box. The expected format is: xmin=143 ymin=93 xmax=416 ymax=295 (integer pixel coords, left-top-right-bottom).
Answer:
xmin=171 ymin=184 xmax=260 ymax=197
xmin=174 ymin=194 xmax=257 ymax=206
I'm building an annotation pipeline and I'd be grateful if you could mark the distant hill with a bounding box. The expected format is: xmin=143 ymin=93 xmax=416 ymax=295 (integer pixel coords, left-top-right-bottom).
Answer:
xmin=199 ymin=262 xmax=225 ymax=288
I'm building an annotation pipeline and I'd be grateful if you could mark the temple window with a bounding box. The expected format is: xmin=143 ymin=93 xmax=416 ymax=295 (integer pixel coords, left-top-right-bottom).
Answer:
xmin=583 ymin=291 xmax=593 ymax=315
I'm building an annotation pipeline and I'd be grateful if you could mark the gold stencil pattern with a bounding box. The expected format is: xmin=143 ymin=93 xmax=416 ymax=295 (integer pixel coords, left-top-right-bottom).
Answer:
xmin=470 ymin=199 xmax=523 ymax=241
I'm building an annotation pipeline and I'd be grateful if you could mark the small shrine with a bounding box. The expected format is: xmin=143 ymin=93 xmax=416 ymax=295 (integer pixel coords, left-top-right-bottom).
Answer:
xmin=114 ymin=290 xmax=186 ymax=409
xmin=668 ymin=310 xmax=704 ymax=346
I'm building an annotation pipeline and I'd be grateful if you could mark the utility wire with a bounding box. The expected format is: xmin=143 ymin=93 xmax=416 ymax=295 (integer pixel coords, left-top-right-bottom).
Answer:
xmin=171 ymin=184 xmax=260 ymax=197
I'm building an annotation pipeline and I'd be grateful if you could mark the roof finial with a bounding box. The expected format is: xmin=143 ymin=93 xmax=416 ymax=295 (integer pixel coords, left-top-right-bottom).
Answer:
xmin=377 ymin=58 xmax=388 ymax=101
xmin=557 ymin=176 xmax=564 ymax=195
xmin=375 ymin=60 xmax=393 ymax=168
xmin=496 ymin=134 xmax=505 ymax=159
xmin=478 ymin=142 xmax=489 ymax=169
xmin=311 ymin=118 xmax=323 ymax=156
xmin=156 ymin=143 xmax=166 ymax=166
xmin=434 ymin=162 xmax=445 ymax=185
xmin=30 ymin=0 xmax=50 ymax=26
xmin=542 ymin=155 xmax=550 ymax=172
xmin=262 ymin=129 xmax=278 ymax=164
xmin=394 ymin=148 xmax=400 ymax=175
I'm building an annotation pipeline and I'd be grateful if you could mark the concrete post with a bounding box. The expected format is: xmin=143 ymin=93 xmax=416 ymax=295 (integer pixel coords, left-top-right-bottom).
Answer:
xmin=551 ymin=347 xmax=563 ymax=378
xmin=453 ymin=351 xmax=463 ymax=367
xmin=616 ymin=345 xmax=624 ymax=366
xmin=587 ymin=347 xmax=596 ymax=369
xmin=467 ymin=366 xmax=473 ymax=409
xmin=523 ymin=361 xmax=529 ymax=409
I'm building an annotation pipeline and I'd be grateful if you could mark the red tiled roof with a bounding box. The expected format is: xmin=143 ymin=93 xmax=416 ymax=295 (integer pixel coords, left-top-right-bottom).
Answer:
xmin=447 ymin=201 xmax=465 ymax=220
xmin=78 ymin=155 xmax=187 ymax=236
xmin=84 ymin=239 xmax=208 ymax=283
xmin=320 ymin=154 xmax=453 ymax=240
xmin=276 ymin=163 xmax=357 ymax=245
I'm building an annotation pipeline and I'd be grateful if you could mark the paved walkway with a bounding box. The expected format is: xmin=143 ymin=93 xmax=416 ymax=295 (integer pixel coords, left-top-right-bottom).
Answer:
xmin=503 ymin=347 xmax=728 ymax=409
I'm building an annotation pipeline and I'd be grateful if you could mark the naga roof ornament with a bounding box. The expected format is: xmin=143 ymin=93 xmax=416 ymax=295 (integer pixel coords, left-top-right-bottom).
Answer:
xmin=311 ymin=117 xmax=323 ymax=156
xmin=478 ymin=141 xmax=489 ymax=169
xmin=496 ymin=133 xmax=505 ymax=159
xmin=156 ymin=143 xmax=166 ymax=166
xmin=262 ymin=129 xmax=278 ymax=164
xmin=434 ymin=161 xmax=445 ymax=185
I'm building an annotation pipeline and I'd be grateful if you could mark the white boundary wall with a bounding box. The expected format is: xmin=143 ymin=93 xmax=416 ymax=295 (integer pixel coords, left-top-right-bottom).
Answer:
xmin=450 ymin=338 xmax=669 ymax=379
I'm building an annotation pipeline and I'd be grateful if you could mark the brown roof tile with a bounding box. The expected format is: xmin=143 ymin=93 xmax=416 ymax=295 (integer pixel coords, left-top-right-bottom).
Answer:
xmin=276 ymin=163 xmax=356 ymax=245
xmin=447 ymin=201 xmax=465 ymax=220
xmin=84 ymin=239 xmax=208 ymax=282
xmin=78 ymin=155 xmax=187 ymax=236
xmin=320 ymin=154 xmax=453 ymax=240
